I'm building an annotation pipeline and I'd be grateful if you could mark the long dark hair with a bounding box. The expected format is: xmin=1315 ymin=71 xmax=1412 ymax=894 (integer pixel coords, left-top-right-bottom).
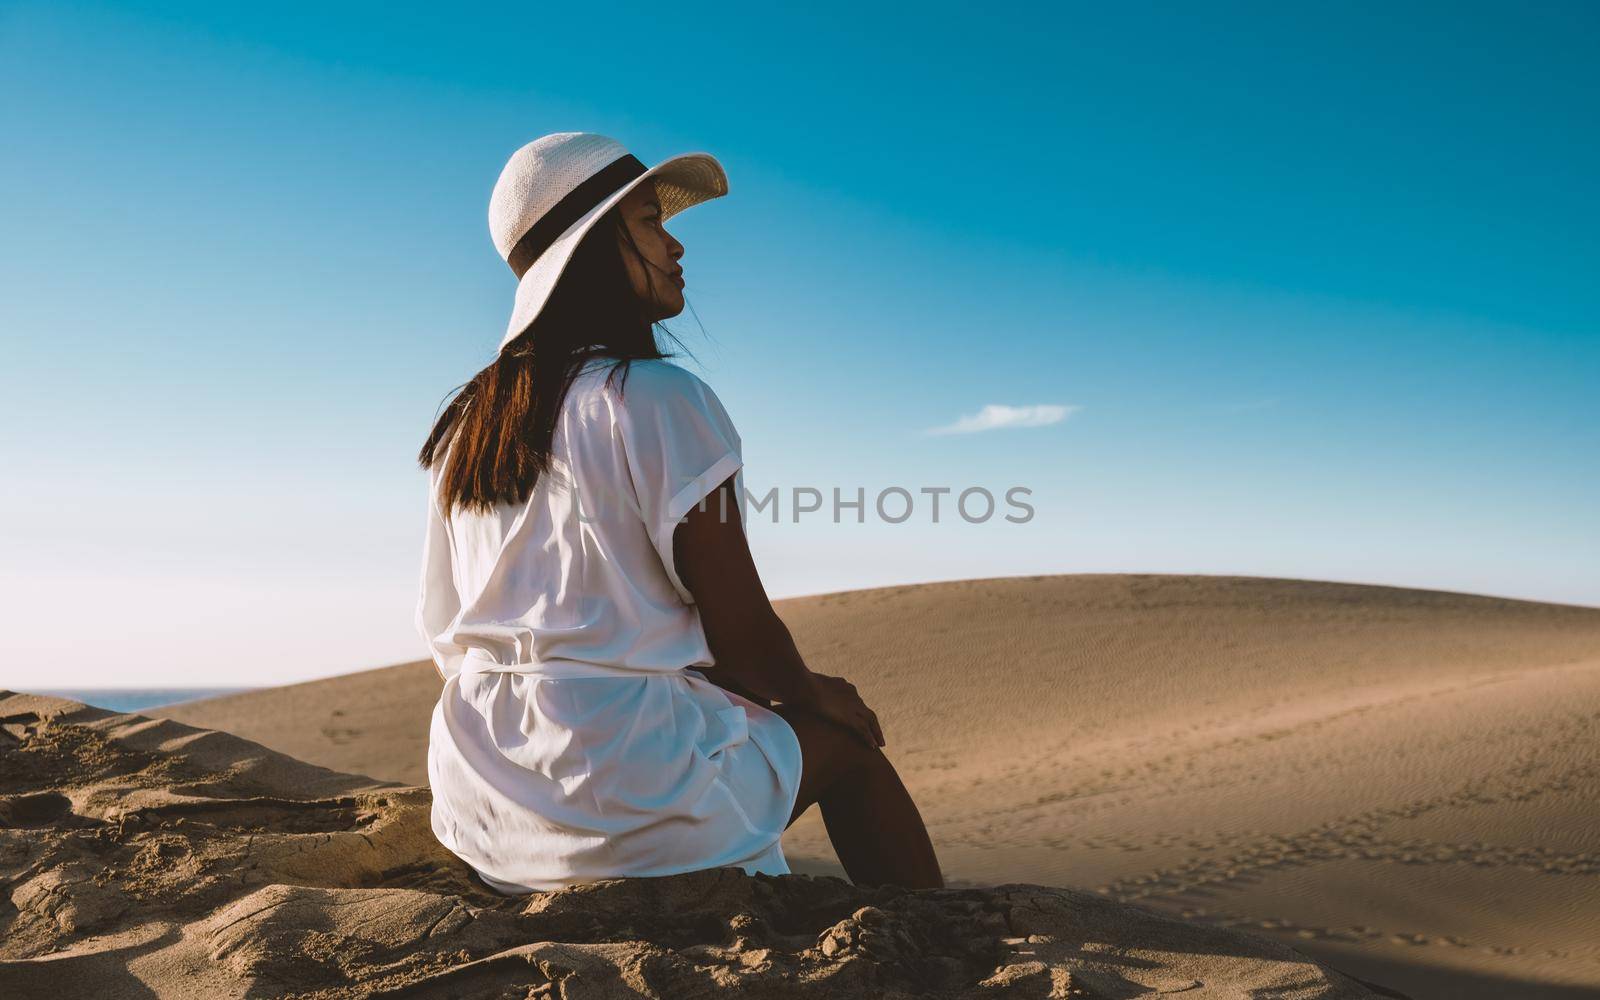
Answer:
xmin=417 ymin=201 xmax=694 ymax=516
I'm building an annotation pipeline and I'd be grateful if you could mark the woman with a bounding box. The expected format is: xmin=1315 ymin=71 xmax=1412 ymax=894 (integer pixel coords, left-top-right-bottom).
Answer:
xmin=415 ymin=133 xmax=943 ymax=893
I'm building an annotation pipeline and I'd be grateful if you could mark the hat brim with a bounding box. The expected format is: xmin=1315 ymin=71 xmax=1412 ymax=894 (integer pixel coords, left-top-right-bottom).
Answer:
xmin=499 ymin=152 xmax=728 ymax=352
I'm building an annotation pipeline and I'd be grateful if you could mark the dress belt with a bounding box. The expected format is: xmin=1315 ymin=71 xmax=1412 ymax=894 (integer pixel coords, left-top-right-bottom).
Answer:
xmin=458 ymin=647 xmax=691 ymax=680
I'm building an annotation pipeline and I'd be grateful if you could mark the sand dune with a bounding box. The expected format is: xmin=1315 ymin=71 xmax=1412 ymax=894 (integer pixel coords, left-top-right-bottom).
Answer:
xmin=161 ymin=574 xmax=1600 ymax=999
xmin=0 ymin=691 xmax=1399 ymax=998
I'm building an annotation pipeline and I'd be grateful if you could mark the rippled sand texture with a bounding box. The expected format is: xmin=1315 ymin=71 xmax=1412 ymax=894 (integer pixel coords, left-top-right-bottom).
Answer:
xmin=163 ymin=574 xmax=1600 ymax=999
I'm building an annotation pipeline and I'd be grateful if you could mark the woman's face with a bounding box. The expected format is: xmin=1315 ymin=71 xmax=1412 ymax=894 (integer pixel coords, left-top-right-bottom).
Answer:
xmin=617 ymin=181 xmax=686 ymax=321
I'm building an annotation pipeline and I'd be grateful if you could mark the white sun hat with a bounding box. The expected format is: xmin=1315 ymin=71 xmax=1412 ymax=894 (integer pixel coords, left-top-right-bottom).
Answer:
xmin=487 ymin=132 xmax=729 ymax=352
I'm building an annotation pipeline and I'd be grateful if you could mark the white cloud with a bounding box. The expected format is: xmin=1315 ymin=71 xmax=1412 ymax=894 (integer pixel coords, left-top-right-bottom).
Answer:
xmin=927 ymin=403 xmax=1078 ymax=435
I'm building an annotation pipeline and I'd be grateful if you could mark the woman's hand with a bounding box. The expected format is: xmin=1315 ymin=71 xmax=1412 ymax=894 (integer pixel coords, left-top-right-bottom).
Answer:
xmin=802 ymin=672 xmax=885 ymax=749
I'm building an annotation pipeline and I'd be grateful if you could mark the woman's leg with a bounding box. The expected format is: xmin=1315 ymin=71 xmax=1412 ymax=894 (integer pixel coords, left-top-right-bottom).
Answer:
xmin=771 ymin=702 xmax=944 ymax=889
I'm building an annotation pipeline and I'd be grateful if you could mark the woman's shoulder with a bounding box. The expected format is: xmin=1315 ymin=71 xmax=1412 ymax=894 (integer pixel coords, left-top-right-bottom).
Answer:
xmin=560 ymin=359 xmax=722 ymax=437
xmin=619 ymin=357 xmax=714 ymax=394
xmin=587 ymin=358 xmax=722 ymax=412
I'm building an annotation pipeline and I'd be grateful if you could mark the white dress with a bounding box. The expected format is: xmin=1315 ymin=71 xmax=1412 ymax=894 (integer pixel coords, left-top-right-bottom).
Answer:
xmin=415 ymin=357 xmax=804 ymax=893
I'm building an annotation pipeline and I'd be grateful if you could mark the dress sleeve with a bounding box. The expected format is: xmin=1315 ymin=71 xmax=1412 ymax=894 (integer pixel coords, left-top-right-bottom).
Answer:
xmin=613 ymin=364 xmax=745 ymax=605
xmin=415 ymin=473 xmax=467 ymax=681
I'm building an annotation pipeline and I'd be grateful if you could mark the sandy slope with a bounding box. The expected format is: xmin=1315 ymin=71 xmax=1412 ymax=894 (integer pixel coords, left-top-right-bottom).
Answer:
xmin=159 ymin=574 xmax=1600 ymax=999
xmin=0 ymin=692 xmax=1398 ymax=999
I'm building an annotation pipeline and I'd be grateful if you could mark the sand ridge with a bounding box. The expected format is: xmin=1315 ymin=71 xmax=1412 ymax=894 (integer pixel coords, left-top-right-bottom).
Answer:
xmin=0 ymin=690 xmax=1401 ymax=998
xmin=159 ymin=574 xmax=1600 ymax=998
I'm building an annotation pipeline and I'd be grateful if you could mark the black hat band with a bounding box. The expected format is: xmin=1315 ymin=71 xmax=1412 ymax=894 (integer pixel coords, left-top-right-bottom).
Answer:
xmin=507 ymin=153 xmax=648 ymax=279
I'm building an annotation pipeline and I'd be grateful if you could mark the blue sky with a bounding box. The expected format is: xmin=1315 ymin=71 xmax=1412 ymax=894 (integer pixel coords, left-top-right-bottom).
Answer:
xmin=2 ymin=1 xmax=1596 ymax=687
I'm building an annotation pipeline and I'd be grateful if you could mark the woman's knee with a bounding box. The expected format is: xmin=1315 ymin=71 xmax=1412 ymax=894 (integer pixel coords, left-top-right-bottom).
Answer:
xmin=776 ymin=704 xmax=882 ymax=787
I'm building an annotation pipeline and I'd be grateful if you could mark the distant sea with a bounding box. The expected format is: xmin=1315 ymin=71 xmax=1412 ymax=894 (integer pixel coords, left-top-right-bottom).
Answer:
xmin=24 ymin=689 xmax=254 ymax=713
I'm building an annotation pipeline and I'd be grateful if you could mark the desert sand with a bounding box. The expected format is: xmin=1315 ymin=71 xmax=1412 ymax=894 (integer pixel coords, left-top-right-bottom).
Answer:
xmin=0 ymin=687 xmax=1399 ymax=998
xmin=153 ymin=574 xmax=1600 ymax=999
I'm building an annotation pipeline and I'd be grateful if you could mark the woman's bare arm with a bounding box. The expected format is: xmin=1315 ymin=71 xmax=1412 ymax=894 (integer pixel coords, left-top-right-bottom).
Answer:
xmin=673 ymin=475 xmax=820 ymax=708
xmin=676 ymin=474 xmax=885 ymax=748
